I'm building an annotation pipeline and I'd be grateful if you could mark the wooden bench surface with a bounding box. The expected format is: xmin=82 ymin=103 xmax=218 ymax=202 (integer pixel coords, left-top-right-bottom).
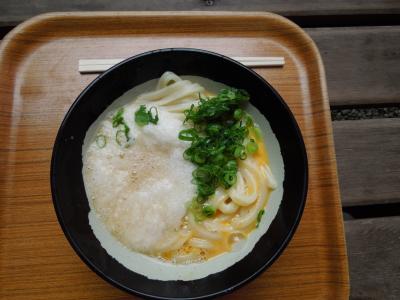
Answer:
xmin=1 ymin=0 xmax=400 ymax=26
xmin=0 ymin=2 xmax=399 ymax=299
xmin=334 ymin=118 xmax=400 ymax=206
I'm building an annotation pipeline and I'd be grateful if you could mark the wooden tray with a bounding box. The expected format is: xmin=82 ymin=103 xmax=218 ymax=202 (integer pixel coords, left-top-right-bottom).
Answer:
xmin=0 ymin=12 xmax=349 ymax=299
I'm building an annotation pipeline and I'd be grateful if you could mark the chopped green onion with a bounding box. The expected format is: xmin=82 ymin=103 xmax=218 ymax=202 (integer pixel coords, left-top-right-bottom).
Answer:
xmin=95 ymin=135 xmax=107 ymax=148
xmin=188 ymin=198 xmax=207 ymax=221
xmin=112 ymin=108 xmax=130 ymax=143
xmin=202 ymin=205 xmax=216 ymax=218
xmin=245 ymin=114 xmax=254 ymax=127
xmin=183 ymin=88 xmax=249 ymax=123
xmin=246 ymin=139 xmax=259 ymax=154
xmin=225 ymin=160 xmax=238 ymax=170
xmin=123 ymin=124 xmax=130 ymax=139
xmin=253 ymin=126 xmax=263 ymax=140
xmin=148 ymin=106 xmax=159 ymax=124
xmin=195 ymin=196 xmax=207 ymax=204
xmin=194 ymin=152 xmax=206 ymax=164
xmin=211 ymin=153 xmax=225 ymax=164
xmin=233 ymin=108 xmax=244 ymax=120
xmin=135 ymin=105 xmax=150 ymax=126
xmin=193 ymin=167 xmax=210 ymax=181
xmin=206 ymin=124 xmax=222 ymax=135
xmin=197 ymin=183 xmax=215 ymax=198
xmin=135 ymin=105 xmax=159 ymax=126
xmin=112 ymin=108 xmax=124 ymax=128
xmin=256 ymin=209 xmax=265 ymax=228
xmin=183 ymin=148 xmax=195 ymax=160
xmin=178 ymin=129 xmax=198 ymax=141
xmin=234 ymin=145 xmax=247 ymax=160
xmin=223 ymin=171 xmax=237 ymax=187
xmin=116 ymin=130 xmax=128 ymax=146
xmin=180 ymin=87 xmax=252 ymax=204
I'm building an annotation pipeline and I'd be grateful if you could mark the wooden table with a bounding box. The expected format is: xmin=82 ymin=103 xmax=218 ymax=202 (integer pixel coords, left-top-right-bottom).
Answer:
xmin=0 ymin=1 xmax=399 ymax=299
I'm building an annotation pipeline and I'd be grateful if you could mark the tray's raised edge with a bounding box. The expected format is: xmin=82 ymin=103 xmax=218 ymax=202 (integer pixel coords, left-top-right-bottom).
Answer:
xmin=0 ymin=10 xmax=349 ymax=297
xmin=293 ymin=11 xmax=350 ymax=288
xmin=281 ymin=14 xmax=350 ymax=296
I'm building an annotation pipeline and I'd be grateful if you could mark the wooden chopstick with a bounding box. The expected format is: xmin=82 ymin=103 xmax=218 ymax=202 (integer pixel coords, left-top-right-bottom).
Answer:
xmin=78 ymin=57 xmax=285 ymax=73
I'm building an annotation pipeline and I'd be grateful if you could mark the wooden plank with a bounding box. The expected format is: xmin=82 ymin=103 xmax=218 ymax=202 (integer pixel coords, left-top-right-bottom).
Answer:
xmin=307 ymin=26 xmax=400 ymax=106
xmin=1 ymin=0 xmax=400 ymax=27
xmin=345 ymin=216 xmax=400 ymax=299
xmin=333 ymin=118 xmax=400 ymax=207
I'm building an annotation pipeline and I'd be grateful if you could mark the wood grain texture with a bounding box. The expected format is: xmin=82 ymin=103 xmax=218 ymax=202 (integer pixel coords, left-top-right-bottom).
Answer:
xmin=1 ymin=0 xmax=400 ymax=26
xmin=0 ymin=12 xmax=349 ymax=299
xmin=307 ymin=26 xmax=400 ymax=106
xmin=333 ymin=118 xmax=400 ymax=207
xmin=345 ymin=216 xmax=400 ymax=299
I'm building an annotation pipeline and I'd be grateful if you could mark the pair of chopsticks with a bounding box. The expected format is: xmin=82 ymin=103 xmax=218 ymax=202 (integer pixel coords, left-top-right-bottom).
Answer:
xmin=78 ymin=57 xmax=285 ymax=73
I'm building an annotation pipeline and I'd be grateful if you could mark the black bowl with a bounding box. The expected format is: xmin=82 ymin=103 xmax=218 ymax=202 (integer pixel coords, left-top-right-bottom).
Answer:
xmin=51 ymin=48 xmax=308 ymax=299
